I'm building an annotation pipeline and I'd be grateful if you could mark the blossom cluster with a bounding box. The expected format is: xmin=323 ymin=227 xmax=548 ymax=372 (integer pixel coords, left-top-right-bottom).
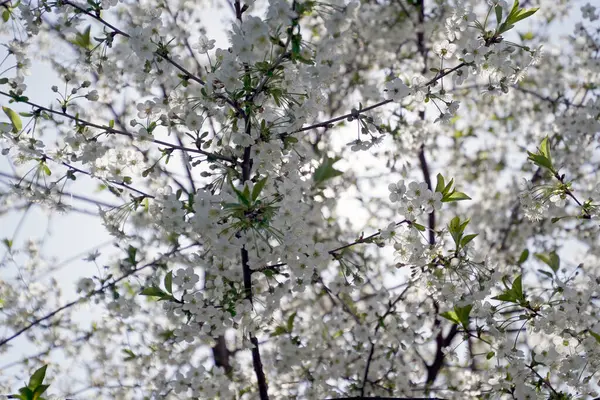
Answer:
xmin=0 ymin=0 xmax=599 ymax=399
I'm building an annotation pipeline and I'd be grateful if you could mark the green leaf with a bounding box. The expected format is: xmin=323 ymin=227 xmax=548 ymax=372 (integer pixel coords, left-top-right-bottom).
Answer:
xmin=440 ymin=310 xmax=461 ymax=325
xmin=509 ymin=0 xmax=520 ymax=16
xmin=242 ymin=183 xmax=251 ymax=202
xmin=537 ymin=269 xmax=553 ymax=279
xmin=448 ymin=217 xmax=470 ymax=246
xmin=287 ymin=312 xmax=297 ymax=332
xmin=493 ymin=292 xmax=518 ymax=303
xmin=435 ymin=173 xmax=445 ymax=193
xmin=535 ymin=251 xmax=560 ymax=273
xmin=448 ymin=216 xmax=463 ymax=245
xmin=141 ymin=167 xmax=153 ymax=178
xmin=158 ymin=294 xmax=176 ymax=302
xmin=10 ymin=387 xmax=32 ymax=400
xmin=251 ymin=177 xmax=268 ymax=202
xmin=291 ymin=33 xmax=301 ymax=57
xmin=32 ymin=384 xmax=49 ymax=400
xmin=551 ymin=216 xmax=569 ymax=223
xmin=498 ymin=22 xmax=515 ymax=34
xmin=527 ymin=137 xmax=555 ymax=172
xmin=443 ymin=191 xmax=471 ymax=202
xmin=262 ymin=268 xmax=275 ymax=278
xmin=492 ymin=274 xmax=525 ymax=304
xmin=2 ymin=10 xmax=10 ymax=22
xmin=313 ymin=156 xmax=343 ymax=186
xmin=506 ymin=7 xmax=539 ymax=25
xmin=73 ymin=25 xmax=93 ymax=50
xmin=495 ymin=4 xmax=503 ymax=25
xmin=460 ymin=233 xmax=478 ymax=248
xmin=164 ymin=271 xmax=173 ymax=294
xmin=539 ymin=137 xmax=551 ymax=160
xmin=440 ymin=304 xmax=472 ymax=329
xmin=40 ymin=164 xmax=51 ymax=176
xmin=228 ymin=176 xmax=250 ymax=207
xmin=412 ymin=223 xmax=426 ymax=232
xmin=518 ymin=249 xmax=529 ymax=264
xmin=526 ymin=152 xmax=553 ymax=171
xmin=443 ymin=178 xmax=455 ymax=194
xmin=512 ymin=274 xmax=523 ymax=300
xmin=332 ymin=330 xmax=343 ymax=339
xmin=270 ymin=326 xmax=288 ymax=337
xmin=520 ymin=31 xmax=534 ymax=40
xmin=590 ymin=331 xmax=600 ymax=344
xmin=454 ymin=304 xmax=473 ymax=329
xmin=121 ymin=348 xmax=137 ymax=361
xmin=140 ymin=287 xmax=166 ymax=297
xmin=3 ymin=106 xmax=22 ymax=132
xmin=548 ymin=251 xmax=560 ymax=272
xmin=126 ymin=245 xmax=137 ymax=265
xmin=486 ymin=351 xmax=495 ymax=360
xmin=28 ymin=365 xmax=47 ymax=390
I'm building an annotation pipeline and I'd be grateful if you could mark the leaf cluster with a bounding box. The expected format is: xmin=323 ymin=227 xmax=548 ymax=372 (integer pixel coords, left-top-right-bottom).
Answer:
xmin=9 ymin=365 xmax=50 ymax=400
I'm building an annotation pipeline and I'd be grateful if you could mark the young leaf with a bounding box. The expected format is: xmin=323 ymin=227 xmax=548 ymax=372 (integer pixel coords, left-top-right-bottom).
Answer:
xmin=441 ymin=304 xmax=472 ymax=329
xmin=122 ymin=348 xmax=137 ymax=361
xmin=140 ymin=287 xmax=166 ymax=297
xmin=526 ymin=152 xmax=554 ymax=172
xmin=3 ymin=106 xmax=22 ymax=132
xmin=251 ymin=177 xmax=268 ymax=202
xmin=454 ymin=304 xmax=473 ymax=329
xmin=539 ymin=137 xmax=551 ymax=160
xmin=164 ymin=271 xmax=173 ymax=294
xmin=412 ymin=222 xmax=426 ymax=232
xmin=242 ymin=184 xmax=251 ymax=202
xmin=228 ymin=176 xmax=251 ymax=207
xmin=518 ymin=249 xmax=529 ymax=264
xmin=313 ymin=156 xmax=343 ymax=186
xmin=492 ymin=274 xmax=525 ymax=304
xmin=495 ymin=4 xmax=503 ymax=25
xmin=32 ymin=384 xmax=49 ymax=400
xmin=448 ymin=216 xmax=468 ymax=246
xmin=512 ymin=274 xmax=524 ymax=301
xmin=443 ymin=191 xmax=471 ymax=202
xmin=440 ymin=310 xmax=461 ymax=325
xmin=443 ymin=178 xmax=455 ymax=194
xmin=537 ymin=269 xmax=553 ymax=279
xmin=287 ymin=312 xmax=297 ymax=332
xmin=41 ymin=164 xmax=51 ymax=176
xmin=73 ymin=25 xmax=93 ymax=50
xmin=28 ymin=365 xmax=48 ymax=390
xmin=460 ymin=233 xmax=478 ymax=248
xmin=270 ymin=326 xmax=288 ymax=337
xmin=535 ymin=251 xmax=560 ymax=273
xmin=126 ymin=245 xmax=137 ymax=265
xmin=493 ymin=291 xmax=518 ymax=303
xmin=435 ymin=173 xmax=445 ymax=193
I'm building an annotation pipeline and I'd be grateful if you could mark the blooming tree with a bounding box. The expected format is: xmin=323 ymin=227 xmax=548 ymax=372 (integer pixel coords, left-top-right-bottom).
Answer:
xmin=1 ymin=0 xmax=600 ymax=398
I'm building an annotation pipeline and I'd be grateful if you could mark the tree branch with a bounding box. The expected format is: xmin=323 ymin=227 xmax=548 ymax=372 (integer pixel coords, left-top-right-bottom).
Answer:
xmin=287 ymin=63 xmax=466 ymax=136
xmin=0 ymin=90 xmax=236 ymax=164
xmin=0 ymin=247 xmax=186 ymax=348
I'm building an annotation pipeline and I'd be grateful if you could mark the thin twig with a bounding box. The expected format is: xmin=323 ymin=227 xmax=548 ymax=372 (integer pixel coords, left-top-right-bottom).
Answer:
xmin=0 ymin=247 xmax=185 ymax=348
xmin=0 ymin=91 xmax=235 ymax=164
